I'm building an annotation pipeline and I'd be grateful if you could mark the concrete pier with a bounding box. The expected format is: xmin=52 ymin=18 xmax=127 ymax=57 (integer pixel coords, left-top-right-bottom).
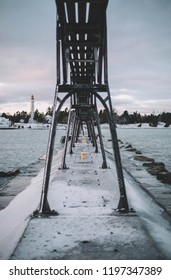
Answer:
xmin=11 ymin=139 xmax=168 ymax=260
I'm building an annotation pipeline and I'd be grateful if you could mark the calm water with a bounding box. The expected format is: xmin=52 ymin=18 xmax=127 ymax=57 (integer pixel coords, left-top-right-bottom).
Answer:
xmin=103 ymin=127 xmax=171 ymax=172
xmin=0 ymin=128 xmax=64 ymax=191
xmin=118 ymin=128 xmax=171 ymax=171
xmin=0 ymin=129 xmax=49 ymax=170
xmin=0 ymin=127 xmax=171 ymax=191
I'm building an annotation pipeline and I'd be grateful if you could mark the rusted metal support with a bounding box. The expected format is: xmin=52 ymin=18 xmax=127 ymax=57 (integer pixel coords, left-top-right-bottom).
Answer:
xmin=87 ymin=121 xmax=93 ymax=143
xmin=86 ymin=121 xmax=90 ymax=139
xmin=75 ymin=118 xmax=81 ymax=143
xmin=90 ymin=119 xmax=95 ymax=147
xmin=38 ymin=84 xmax=59 ymax=215
xmin=38 ymin=0 xmax=129 ymax=215
xmin=103 ymin=13 xmax=129 ymax=211
xmin=110 ymin=119 xmax=129 ymax=212
xmin=69 ymin=113 xmax=76 ymax=154
xmin=56 ymin=16 xmax=61 ymax=85
xmin=107 ymin=87 xmax=129 ymax=212
xmin=90 ymin=117 xmax=98 ymax=153
xmin=61 ymin=110 xmax=72 ymax=169
xmin=92 ymin=110 xmax=107 ymax=169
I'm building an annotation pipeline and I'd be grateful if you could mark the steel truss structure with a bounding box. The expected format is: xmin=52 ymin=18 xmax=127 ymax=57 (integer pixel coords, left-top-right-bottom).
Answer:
xmin=38 ymin=0 xmax=129 ymax=214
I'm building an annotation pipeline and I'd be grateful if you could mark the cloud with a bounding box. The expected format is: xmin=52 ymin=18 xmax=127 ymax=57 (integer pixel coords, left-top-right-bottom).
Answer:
xmin=110 ymin=87 xmax=171 ymax=115
xmin=0 ymin=0 xmax=171 ymax=115
xmin=0 ymin=0 xmax=56 ymax=113
xmin=111 ymin=89 xmax=136 ymax=104
xmin=107 ymin=0 xmax=171 ymax=114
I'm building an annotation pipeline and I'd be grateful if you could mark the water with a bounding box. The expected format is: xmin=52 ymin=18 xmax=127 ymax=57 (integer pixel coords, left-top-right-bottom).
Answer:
xmin=1 ymin=127 xmax=170 ymax=177
xmin=0 ymin=126 xmax=171 ymax=209
xmin=117 ymin=128 xmax=171 ymax=171
xmin=102 ymin=127 xmax=171 ymax=172
xmin=0 ymin=129 xmax=49 ymax=171
xmin=0 ymin=128 xmax=65 ymax=192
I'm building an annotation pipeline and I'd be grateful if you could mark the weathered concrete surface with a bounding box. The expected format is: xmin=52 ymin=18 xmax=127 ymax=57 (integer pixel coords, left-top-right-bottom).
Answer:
xmin=11 ymin=141 xmax=168 ymax=260
xmin=120 ymin=148 xmax=171 ymax=216
xmin=11 ymin=215 xmax=163 ymax=260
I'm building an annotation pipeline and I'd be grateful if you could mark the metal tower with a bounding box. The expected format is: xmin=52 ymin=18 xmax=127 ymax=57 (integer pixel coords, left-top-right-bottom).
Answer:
xmin=38 ymin=0 xmax=129 ymax=214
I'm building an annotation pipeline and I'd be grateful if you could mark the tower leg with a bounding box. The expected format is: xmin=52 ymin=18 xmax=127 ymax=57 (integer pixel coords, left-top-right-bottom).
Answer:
xmin=93 ymin=110 xmax=107 ymax=168
xmin=69 ymin=113 xmax=76 ymax=154
xmin=38 ymin=85 xmax=59 ymax=215
xmin=109 ymin=119 xmax=129 ymax=212
xmin=61 ymin=110 xmax=72 ymax=169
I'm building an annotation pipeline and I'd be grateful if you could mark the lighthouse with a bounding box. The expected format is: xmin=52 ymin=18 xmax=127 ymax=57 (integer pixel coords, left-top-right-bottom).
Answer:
xmin=29 ymin=95 xmax=34 ymax=123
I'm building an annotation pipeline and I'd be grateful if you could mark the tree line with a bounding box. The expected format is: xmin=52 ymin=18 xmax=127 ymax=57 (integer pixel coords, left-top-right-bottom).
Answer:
xmin=1 ymin=108 xmax=171 ymax=126
xmin=99 ymin=109 xmax=171 ymax=126
xmin=1 ymin=107 xmax=69 ymax=124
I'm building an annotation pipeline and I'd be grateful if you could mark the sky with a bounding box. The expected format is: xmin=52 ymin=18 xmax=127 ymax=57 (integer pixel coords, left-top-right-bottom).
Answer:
xmin=0 ymin=0 xmax=171 ymax=115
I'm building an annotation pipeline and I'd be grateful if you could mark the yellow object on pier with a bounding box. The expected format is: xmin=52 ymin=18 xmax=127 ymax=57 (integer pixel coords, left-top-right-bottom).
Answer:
xmin=82 ymin=136 xmax=86 ymax=144
xmin=81 ymin=152 xmax=87 ymax=160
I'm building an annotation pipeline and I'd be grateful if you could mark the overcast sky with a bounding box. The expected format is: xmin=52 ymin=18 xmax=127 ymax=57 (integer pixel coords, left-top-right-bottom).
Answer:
xmin=0 ymin=0 xmax=171 ymax=115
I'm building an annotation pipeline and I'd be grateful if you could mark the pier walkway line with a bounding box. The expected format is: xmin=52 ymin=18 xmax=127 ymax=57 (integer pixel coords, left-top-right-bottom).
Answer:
xmin=11 ymin=136 xmax=165 ymax=260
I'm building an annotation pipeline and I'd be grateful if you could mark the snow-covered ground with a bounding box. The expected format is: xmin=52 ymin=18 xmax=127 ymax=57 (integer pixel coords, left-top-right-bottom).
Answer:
xmin=0 ymin=149 xmax=63 ymax=259
xmin=0 ymin=131 xmax=171 ymax=260
xmin=124 ymin=174 xmax=171 ymax=259
xmin=0 ymin=168 xmax=43 ymax=259
xmin=100 ymin=122 xmax=170 ymax=129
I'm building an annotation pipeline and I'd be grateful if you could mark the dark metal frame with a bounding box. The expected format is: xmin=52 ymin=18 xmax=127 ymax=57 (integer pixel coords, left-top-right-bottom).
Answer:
xmin=38 ymin=0 xmax=129 ymax=214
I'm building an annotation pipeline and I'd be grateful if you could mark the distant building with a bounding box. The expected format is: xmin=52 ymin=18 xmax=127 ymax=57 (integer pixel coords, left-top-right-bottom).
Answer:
xmin=29 ymin=95 xmax=35 ymax=123
xmin=45 ymin=115 xmax=52 ymax=124
xmin=0 ymin=116 xmax=12 ymax=128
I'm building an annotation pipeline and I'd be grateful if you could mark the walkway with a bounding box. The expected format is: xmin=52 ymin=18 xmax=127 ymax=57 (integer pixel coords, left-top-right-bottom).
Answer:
xmin=11 ymin=137 xmax=167 ymax=260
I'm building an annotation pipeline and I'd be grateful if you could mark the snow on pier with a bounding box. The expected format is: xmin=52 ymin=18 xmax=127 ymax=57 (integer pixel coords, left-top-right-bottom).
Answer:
xmin=3 ymin=137 xmax=168 ymax=260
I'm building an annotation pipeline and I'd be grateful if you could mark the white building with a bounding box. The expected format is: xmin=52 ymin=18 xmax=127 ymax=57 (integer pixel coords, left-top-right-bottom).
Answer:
xmin=29 ymin=95 xmax=35 ymax=123
xmin=0 ymin=116 xmax=12 ymax=128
